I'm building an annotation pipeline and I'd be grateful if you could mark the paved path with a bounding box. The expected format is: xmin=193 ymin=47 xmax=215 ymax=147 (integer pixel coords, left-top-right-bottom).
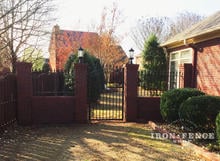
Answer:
xmin=0 ymin=122 xmax=204 ymax=161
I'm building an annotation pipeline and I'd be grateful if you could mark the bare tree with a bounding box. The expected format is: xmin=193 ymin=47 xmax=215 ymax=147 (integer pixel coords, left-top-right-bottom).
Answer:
xmin=168 ymin=11 xmax=204 ymax=38
xmin=131 ymin=11 xmax=204 ymax=50
xmin=131 ymin=16 xmax=170 ymax=50
xmin=94 ymin=2 xmax=127 ymax=67
xmin=0 ymin=0 xmax=55 ymax=72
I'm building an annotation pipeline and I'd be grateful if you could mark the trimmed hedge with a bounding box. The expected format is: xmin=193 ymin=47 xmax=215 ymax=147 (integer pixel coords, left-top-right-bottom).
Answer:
xmin=160 ymin=88 xmax=205 ymax=122
xmin=216 ymin=113 xmax=220 ymax=145
xmin=179 ymin=95 xmax=220 ymax=130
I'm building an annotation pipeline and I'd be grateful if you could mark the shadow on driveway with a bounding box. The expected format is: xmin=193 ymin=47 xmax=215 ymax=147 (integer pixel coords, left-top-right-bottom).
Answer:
xmin=0 ymin=122 xmax=204 ymax=161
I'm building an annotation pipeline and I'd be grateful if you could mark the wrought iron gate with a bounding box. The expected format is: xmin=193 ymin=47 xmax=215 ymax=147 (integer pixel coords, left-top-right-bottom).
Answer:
xmin=88 ymin=66 xmax=124 ymax=120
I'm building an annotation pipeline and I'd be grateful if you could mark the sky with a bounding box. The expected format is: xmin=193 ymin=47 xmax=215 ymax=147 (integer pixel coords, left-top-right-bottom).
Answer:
xmin=51 ymin=0 xmax=220 ymax=56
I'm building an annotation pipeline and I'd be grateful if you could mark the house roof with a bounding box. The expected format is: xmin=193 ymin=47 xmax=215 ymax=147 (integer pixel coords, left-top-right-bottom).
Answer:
xmin=59 ymin=30 xmax=98 ymax=44
xmin=161 ymin=11 xmax=220 ymax=48
xmin=49 ymin=25 xmax=99 ymax=52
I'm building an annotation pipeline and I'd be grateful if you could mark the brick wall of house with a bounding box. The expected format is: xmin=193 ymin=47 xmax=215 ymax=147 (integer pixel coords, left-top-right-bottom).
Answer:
xmin=196 ymin=39 xmax=220 ymax=96
xmin=49 ymin=25 xmax=101 ymax=71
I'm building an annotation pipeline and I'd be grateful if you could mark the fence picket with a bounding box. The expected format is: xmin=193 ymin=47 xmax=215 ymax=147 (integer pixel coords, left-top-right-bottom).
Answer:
xmin=0 ymin=73 xmax=17 ymax=131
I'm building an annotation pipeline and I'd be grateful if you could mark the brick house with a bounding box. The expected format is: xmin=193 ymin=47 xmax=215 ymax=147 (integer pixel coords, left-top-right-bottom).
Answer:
xmin=161 ymin=11 xmax=220 ymax=96
xmin=49 ymin=25 xmax=128 ymax=71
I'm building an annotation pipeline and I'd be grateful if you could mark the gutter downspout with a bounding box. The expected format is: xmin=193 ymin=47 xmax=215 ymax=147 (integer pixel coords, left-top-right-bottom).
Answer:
xmin=192 ymin=46 xmax=197 ymax=88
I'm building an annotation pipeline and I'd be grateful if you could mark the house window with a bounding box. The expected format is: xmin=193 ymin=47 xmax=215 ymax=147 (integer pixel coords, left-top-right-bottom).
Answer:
xmin=169 ymin=49 xmax=193 ymax=89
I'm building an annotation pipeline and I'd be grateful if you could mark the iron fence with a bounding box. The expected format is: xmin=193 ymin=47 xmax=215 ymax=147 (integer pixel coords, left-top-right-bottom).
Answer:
xmin=32 ymin=71 xmax=74 ymax=96
xmin=138 ymin=70 xmax=179 ymax=97
xmin=0 ymin=73 xmax=17 ymax=132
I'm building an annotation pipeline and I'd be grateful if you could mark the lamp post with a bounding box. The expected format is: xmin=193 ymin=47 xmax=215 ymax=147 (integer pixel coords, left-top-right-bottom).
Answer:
xmin=129 ymin=48 xmax=134 ymax=64
xmin=78 ymin=46 xmax=84 ymax=63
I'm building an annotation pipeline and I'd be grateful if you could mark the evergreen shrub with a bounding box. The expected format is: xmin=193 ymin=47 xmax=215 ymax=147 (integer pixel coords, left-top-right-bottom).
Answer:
xmin=216 ymin=113 xmax=220 ymax=145
xmin=160 ymin=88 xmax=205 ymax=122
xmin=64 ymin=52 xmax=104 ymax=101
xmin=179 ymin=95 xmax=220 ymax=130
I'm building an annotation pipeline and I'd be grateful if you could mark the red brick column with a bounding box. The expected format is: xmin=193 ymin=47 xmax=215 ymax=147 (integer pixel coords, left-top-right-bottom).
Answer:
xmin=123 ymin=64 xmax=139 ymax=122
xmin=74 ymin=63 xmax=88 ymax=123
xmin=16 ymin=62 xmax=32 ymax=125
xmin=179 ymin=63 xmax=193 ymax=88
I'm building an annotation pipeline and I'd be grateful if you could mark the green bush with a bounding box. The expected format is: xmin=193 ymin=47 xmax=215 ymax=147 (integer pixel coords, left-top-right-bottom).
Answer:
xmin=64 ymin=52 xmax=105 ymax=101
xmin=42 ymin=62 xmax=51 ymax=73
xmin=216 ymin=113 xmax=220 ymax=145
xmin=179 ymin=95 xmax=220 ymax=130
xmin=160 ymin=88 xmax=205 ymax=122
xmin=64 ymin=54 xmax=77 ymax=94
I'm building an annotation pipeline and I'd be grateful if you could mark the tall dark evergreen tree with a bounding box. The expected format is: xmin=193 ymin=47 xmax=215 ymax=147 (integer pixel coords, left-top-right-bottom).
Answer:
xmin=140 ymin=34 xmax=167 ymax=91
xmin=142 ymin=34 xmax=166 ymax=71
